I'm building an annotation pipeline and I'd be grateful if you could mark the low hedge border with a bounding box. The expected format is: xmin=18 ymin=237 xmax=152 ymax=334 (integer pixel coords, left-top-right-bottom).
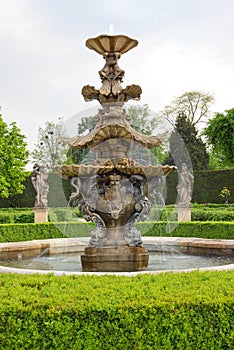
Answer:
xmin=0 ymin=272 xmax=234 ymax=349
xmin=0 ymin=205 xmax=234 ymax=224
xmin=139 ymin=221 xmax=234 ymax=239
xmin=0 ymin=208 xmax=82 ymax=224
xmin=0 ymin=221 xmax=234 ymax=243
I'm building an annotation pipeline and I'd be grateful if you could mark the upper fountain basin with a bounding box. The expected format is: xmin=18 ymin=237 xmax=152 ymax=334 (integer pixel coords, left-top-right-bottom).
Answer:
xmin=86 ymin=34 xmax=138 ymax=56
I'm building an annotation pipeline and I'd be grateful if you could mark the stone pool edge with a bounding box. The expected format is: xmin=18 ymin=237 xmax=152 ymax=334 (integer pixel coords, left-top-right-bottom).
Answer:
xmin=0 ymin=236 xmax=234 ymax=276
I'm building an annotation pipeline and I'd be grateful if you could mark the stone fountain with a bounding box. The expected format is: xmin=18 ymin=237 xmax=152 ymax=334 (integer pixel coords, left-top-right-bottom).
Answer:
xmin=62 ymin=34 xmax=175 ymax=271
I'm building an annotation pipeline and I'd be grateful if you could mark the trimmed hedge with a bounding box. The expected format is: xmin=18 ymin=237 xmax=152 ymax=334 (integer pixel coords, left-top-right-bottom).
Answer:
xmin=149 ymin=205 xmax=234 ymax=222
xmin=140 ymin=221 xmax=234 ymax=239
xmin=0 ymin=209 xmax=34 ymax=224
xmin=166 ymin=168 xmax=234 ymax=204
xmin=0 ymin=208 xmax=82 ymax=224
xmin=191 ymin=208 xmax=234 ymax=221
xmin=0 ymin=221 xmax=234 ymax=243
xmin=0 ymin=173 xmax=73 ymax=208
xmin=0 ymin=272 xmax=234 ymax=349
xmin=1 ymin=204 xmax=233 ymax=225
xmin=0 ymin=222 xmax=94 ymax=243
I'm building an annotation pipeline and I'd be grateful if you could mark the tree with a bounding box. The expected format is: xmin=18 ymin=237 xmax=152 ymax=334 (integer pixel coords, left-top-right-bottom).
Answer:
xmin=31 ymin=118 xmax=68 ymax=171
xmin=0 ymin=114 xmax=29 ymax=198
xmin=161 ymin=90 xmax=214 ymax=127
xmin=164 ymin=112 xmax=209 ymax=170
xmin=203 ymin=108 xmax=234 ymax=167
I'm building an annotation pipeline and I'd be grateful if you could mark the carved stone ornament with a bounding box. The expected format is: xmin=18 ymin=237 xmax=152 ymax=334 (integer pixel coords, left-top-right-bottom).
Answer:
xmin=81 ymin=34 xmax=142 ymax=104
xmin=60 ymin=34 xmax=176 ymax=271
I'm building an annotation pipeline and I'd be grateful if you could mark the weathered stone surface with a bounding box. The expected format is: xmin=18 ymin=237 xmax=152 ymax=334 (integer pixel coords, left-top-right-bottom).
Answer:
xmin=81 ymin=245 xmax=149 ymax=272
xmin=59 ymin=34 xmax=176 ymax=272
xmin=33 ymin=208 xmax=48 ymax=223
xmin=177 ymin=206 xmax=191 ymax=222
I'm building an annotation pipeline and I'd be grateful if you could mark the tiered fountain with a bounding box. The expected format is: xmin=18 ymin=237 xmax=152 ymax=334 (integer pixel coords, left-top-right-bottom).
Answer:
xmin=62 ymin=34 xmax=175 ymax=271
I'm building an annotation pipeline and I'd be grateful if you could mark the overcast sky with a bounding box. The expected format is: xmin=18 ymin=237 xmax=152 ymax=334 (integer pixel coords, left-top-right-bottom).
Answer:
xmin=1 ymin=0 xmax=234 ymax=154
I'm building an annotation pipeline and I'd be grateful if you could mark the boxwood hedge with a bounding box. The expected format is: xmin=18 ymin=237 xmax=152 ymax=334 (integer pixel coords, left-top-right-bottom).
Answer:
xmin=0 ymin=205 xmax=233 ymax=224
xmin=0 ymin=271 xmax=234 ymax=349
xmin=0 ymin=221 xmax=233 ymax=243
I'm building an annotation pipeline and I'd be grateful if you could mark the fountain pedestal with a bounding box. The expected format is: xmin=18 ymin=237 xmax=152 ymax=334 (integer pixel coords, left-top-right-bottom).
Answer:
xmin=81 ymin=246 xmax=149 ymax=272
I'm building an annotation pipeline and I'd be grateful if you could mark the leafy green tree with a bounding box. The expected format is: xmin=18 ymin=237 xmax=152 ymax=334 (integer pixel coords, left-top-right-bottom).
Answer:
xmin=161 ymin=90 xmax=214 ymax=127
xmin=31 ymin=118 xmax=68 ymax=171
xmin=164 ymin=112 xmax=209 ymax=170
xmin=203 ymin=108 xmax=234 ymax=167
xmin=0 ymin=114 xmax=29 ymax=198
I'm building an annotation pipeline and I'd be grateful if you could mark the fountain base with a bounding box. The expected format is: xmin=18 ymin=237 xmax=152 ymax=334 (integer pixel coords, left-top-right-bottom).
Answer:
xmin=81 ymin=246 xmax=149 ymax=272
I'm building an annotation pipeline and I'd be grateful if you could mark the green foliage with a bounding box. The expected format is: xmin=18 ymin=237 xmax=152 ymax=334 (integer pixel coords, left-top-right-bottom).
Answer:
xmin=191 ymin=208 xmax=234 ymax=222
xmin=140 ymin=221 xmax=234 ymax=239
xmin=203 ymin=108 xmax=234 ymax=167
xmin=166 ymin=169 xmax=234 ymax=204
xmin=0 ymin=272 xmax=234 ymax=349
xmin=31 ymin=117 xmax=68 ymax=170
xmin=0 ymin=204 xmax=232 ymax=226
xmin=0 ymin=115 xmax=29 ymax=198
xmin=1 ymin=168 xmax=233 ymax=208
xmin=0 ymin=208 xmax=34 ymax=224
xmin=164 ymin=113 xmax=209 ymax=170
xmin=0 ymin=222 xmax=93 ymax=242
xmin=207 ymin=151 xmax=232 ymax=170
xmin=66 ymin=114 xmax=96 ymax=164
xmin=0 ymin=221 xmax=233 ymax=243
xmin=149 ymin=205 xmax=234 ymax=222
xmin=0 ymin=173 xmax=73 ymax=208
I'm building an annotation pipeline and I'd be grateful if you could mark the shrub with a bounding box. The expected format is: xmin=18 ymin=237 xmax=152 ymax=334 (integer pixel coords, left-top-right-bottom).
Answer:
xmin=0 ymin=221 xmax=233 ymax=243
xmin=191 ymin=209 xmax=234 ymax=221
xmin=138 ymin=221 xmax=234 ymax=239
xmin=0 ymin=272 xmax=234 ymax=349
xmin=0 ymin=222 xmax=94 ymax=243
xmin=0 ymin=209 xmax=34 ymax=224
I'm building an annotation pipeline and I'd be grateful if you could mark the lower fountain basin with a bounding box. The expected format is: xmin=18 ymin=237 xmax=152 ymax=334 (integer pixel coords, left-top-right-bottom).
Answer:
xmin=0 ymin=237 xmax=234 ymax=275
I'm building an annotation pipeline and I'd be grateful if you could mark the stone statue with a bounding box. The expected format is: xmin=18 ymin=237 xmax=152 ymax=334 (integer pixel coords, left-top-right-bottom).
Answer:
xmin=31 ymin=163 xmax=49 ymax=208
xmin=177 ymin=163 xmax=194 ymax=206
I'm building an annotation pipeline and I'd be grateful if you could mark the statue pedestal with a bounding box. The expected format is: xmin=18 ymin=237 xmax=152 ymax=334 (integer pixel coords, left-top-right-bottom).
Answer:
xmin=177 ymin=205 xmax=191 ymax=222
xmin=81 ymin=246 xmax=149 ymax=272
xmin=33 ymin=207 xmax=48 ymax=223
